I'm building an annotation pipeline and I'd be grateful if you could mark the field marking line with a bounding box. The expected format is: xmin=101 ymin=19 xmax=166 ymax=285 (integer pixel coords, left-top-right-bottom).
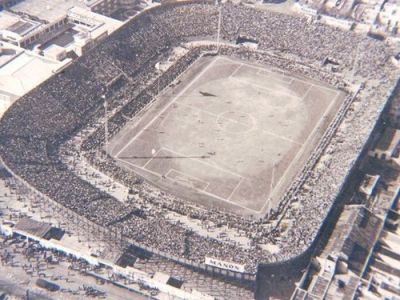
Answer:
xmin=166 ymin=168 xmax=210 ymax=191
xmin=220 ymin=56 xmax=275 ymax=74
xmin=175 ymin=101 xmax=302 ymax=146
xmin=211 ymin=58 xmax=241 ymax=69
xmin=295 ymin=77 xmax=338 ymax=93
xmin=111 ymin=58 xmax=217 ymax=156
xmin=177 ymin=102 xmax=252 ymax=128
xmin=117 ymin=156 xmax=258 ymax=213
xmin=165 ymin=168 xmax=195 ymax=189
xmin=165 ymin=168 xmax=173 ymax=178
xmin=302 ymin=84 xmax=341 ymax=105
xmin=228 ymin=60 xmax=292 ymax=85
xmin=220 ymin=56 xmax=271 ymax=73
xmin=257 ymin=124 xmax=303 ymax=146
xmin=161 ymin=146 xmax=244 ymax=179
xmin=203 ymin=181 xmax=210 ymax=191
xmin=108 ymin=139 xmax=123 ymax=157
xmin=259 ymin=69 xmax=295 ymax=85
xmin=114 ymin=157 xmax=163 ymax=178
xmin=156 ymin=107 xmax=175 ymax=131
xmin=230 ymin=76 xmax=300 ymax=99
xmin=259 ymin=86 xmax=342 ymax=213
xmin=142 ymin=148 xmax=162 ymax=169
xmin=222 ymin=55 xmax=293 ymax=82
xmin=200 ymin=189 xmax=259 ymax=213
xmin=115 ymin=56 xmax=219 ymax=158
xmin=114 ymin=134 xmax=156 ymax=158
xmin=301 ymin=83 xmax=314 ymax=100
xmin=222 ymin=56 xmax=337 ymax=92
xmin=229 ymin=63 xmax=243 ymax=78
xmin=227 ymin=178 xmax=243 ymax=201
xmin=109 ymin=92 xmax=171 ymax=155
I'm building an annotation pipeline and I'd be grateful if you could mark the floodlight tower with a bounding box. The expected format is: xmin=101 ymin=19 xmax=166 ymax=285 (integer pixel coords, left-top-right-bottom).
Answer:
xmin=351 ymin=40 xmax=362 ymax=84
xmin=102 ymin=94 xmax=109 ymax=154
xmin=216 ymin=5 xmax=222 ymax=53
xmin=270 ymin=162 xmax=275 ymax=192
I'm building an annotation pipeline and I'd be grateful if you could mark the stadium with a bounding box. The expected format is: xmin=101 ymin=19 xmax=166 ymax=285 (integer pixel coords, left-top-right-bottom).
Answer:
xmin=0 ymin=0 xmax=398 ymax=298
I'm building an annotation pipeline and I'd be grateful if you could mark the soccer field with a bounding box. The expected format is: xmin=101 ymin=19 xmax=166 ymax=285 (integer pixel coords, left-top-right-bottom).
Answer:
xmin=109 ymin=55 xmax=345 ymax=217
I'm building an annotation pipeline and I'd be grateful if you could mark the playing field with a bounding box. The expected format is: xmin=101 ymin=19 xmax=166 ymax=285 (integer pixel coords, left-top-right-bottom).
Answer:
xmin=108 ymin=55 xmax=345 ymax=217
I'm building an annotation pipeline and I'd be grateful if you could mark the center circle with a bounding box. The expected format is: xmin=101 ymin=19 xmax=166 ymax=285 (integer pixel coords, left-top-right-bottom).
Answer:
xmin=216 ymin=111 xmax=256 ymax=134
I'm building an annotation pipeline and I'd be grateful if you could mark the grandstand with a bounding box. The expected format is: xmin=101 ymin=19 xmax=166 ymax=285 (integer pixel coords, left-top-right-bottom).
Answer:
xmin=0 ymin=1 xmax=398 ymax=296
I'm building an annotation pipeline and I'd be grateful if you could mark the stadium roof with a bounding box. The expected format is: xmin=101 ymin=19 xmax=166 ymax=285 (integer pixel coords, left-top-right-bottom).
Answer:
xmin=15 ymin=217 xmax=52 ymax=238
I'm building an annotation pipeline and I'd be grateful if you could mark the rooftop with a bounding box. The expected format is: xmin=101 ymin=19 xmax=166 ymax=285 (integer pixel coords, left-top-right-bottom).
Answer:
xmin=359 ymin=174 xmax=380 ymax=197
xmin=15 ymin=217 xmax=52 ymax=238
xmin=373 ymin=127 xmax=400 ymax=154
xmin=322 ymin=205 xmax=381 ymax=272
xmin=0 ymin=42 xmax=71 ymax=117
xmin=11 ymin=0 xmax=88 ymax=23
xmin=0 ymin=10 xmax=42 ymax=37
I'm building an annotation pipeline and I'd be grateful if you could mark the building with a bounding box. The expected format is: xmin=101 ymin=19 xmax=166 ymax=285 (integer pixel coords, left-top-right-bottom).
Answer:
xmin=368 ymin=127 xmax=400 ymax=163
xmin=359 ymin=174 xmax=381 ymax=200
xmin=0 ymin=10 xmax=44 ymax=48
xmin=65 ymin=6 xmax=123 ymax=56
xmin=296 ymin=0 xmax=400 ymax=38
xmin=291 ymin=205 xmax=383 ymax=300
xmin=0 ymin=41 xmax=71 ymax=117
xmin=291 ymin=175 xmax=400 ymax=300
xmin=375 ymin=0 xmax=400 ymax=36
xmin=0 ymin=0 xmax=124 ymax=52
xmin=0 ymin=0 xmax=124 ymax=118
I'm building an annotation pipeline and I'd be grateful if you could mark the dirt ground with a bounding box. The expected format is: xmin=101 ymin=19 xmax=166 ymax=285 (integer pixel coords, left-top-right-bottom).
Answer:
xmin=109 ymin=55 xmax=345 ymax=217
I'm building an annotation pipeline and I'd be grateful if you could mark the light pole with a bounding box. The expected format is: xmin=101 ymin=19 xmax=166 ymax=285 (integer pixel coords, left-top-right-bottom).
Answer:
xmin=102 ymin=94 xmax=109 ymax=155
xmin=216 ymin=5 xmax=222 ymax=53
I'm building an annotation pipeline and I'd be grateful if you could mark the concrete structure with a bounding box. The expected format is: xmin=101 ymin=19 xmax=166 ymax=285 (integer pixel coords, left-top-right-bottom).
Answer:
xmin=0 ymin=41 xmax=71 ymax=117
xmin=296 ymin=0 xmax=400 ymax=39
xmin=0 ymin=1 xmax=124 ymax=118
xmin=8 ymin=0 xmax=147 ymax=22
xmin=11 ymin=0 xmax=106 ymax=23
xmin=0 ymin=0 xmax=123 ymax=54
xmin=375 ymin=0 xmax=400 ymax=36
xmin=65 ymin=6 xmax=123 ymax=56
xmin=0 ymin=10 xmax=44 ymax=48
xmin=388 ymin=90 xmax=400 ymax=125
xmin=359 ymin=174 xmax=381 ymax=200
xmin=291 ymin=204 xmax=385 ymax=299
xmin=42 ymin=43 xmax=66 ymax=61
xmin=369 ymin=127 xmax=400 ymax=163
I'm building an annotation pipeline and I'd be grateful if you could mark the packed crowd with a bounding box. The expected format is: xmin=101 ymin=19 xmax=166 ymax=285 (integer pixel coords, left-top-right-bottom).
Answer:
xmin=0 ymin=1 xmax=398 ymax=274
